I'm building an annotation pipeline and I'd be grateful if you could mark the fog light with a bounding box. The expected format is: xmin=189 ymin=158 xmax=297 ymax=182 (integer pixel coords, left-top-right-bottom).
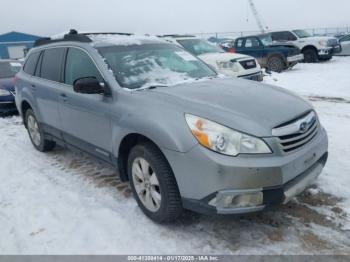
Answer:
xmin=210 ymin=191 xmax=263 ymax=209
xmin=232 ymin=192 xmax=263 ymax=208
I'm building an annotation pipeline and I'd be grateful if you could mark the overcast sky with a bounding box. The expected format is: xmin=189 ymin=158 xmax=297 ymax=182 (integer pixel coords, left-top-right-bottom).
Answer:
xmin=1 ymin=0 xmax=349 ymax=37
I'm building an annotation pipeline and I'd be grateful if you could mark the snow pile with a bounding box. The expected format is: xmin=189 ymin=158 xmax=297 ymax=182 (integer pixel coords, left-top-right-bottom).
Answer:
xmin=264 ymin=56 xmax=350 ymax=100
xmin=88 ymin=34 xmax=164 ymax=47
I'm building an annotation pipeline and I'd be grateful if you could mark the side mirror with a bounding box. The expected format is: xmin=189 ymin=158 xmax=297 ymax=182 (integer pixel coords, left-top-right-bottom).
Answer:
xmin=73 ymin=77 xmax=105 ymax=95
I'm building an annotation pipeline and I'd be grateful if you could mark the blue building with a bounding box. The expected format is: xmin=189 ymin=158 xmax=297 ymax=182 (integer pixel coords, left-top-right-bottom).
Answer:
xmin=0 ymin=31 xmax=42 ymax=59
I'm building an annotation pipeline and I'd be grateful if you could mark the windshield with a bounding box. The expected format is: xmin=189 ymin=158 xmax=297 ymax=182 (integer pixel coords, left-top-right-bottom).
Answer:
xmin=0 ymin=61 xmax=22 ymax=78
xmin=258 ymin=35 xmax=273 ymax=46
xmin=97 ymin=43 xmax=216 ymax=90
xmin=177 ymin=39 xmax=225 ymax=56
xmin=292 ymin=30 xmax=311 ymax=38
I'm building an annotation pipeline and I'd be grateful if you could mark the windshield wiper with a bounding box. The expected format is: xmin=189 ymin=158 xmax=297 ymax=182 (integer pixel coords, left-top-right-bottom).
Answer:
xmin=138 ymin=84 xmax=169 ymax=90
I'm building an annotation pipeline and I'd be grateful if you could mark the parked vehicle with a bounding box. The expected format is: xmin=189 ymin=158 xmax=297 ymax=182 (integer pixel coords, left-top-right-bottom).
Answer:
xmin=219 ymin=39 xmax=236 ymax=52
xmin=270 ymin=30 xmax=341 ymax=62
xmin=0 ymin=60 xmax=22 ymax=115
xmin=234 ymin=34 xmax=304 ymax=72
xmin=161 ymin=35 xmax=263 ymax=81
xmin=335 ymin=34 xmax=350 ymax=56
xmin=16 ymin=31 xmax=328 ymax=223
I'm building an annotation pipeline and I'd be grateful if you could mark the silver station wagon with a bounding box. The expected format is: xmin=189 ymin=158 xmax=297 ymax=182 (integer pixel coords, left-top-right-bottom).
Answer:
xmin=15 ymin=31 xmax=328 ymax=223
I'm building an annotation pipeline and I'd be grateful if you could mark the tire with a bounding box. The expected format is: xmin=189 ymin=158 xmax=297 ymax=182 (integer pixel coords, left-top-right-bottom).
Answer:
xmin=303 ymin=48 xmax=318 ymax=63
xmin=25 ymin=109 xmax=55 ymax=152
xmin=127 ymin=142 xmax=183 ymax=223
xmin=267 ymin=56 xmax=285 ymax=72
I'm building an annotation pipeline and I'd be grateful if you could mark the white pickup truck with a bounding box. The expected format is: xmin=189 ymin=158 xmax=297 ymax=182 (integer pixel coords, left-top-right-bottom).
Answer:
xmin=270 ymin=30 xmax=341 ymax=63
xmin=161 ymin=35 xmax=263 ymax=81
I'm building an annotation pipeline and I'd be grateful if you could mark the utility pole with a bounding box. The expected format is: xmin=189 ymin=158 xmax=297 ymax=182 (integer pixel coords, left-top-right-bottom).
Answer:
xmin=247 ymin=0 xmax=268 ymax=33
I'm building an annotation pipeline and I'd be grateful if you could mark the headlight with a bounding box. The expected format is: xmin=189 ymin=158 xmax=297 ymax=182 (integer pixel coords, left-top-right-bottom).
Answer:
xmin=216 ymin=61 xmax=240 ymax=72
xmin=319 ymin=40 xmax=327 ymax=47
xmin=0 ymin=89 xmax=11 ymax=97
xmin=185 ymin=114 xmax=272 ymax=156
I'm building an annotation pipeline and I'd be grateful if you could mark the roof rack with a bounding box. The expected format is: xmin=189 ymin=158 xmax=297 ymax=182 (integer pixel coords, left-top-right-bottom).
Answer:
xmin=33 ymin=30 xmax=136 ymax=47
xmin=33 ymin=29 xmax=92 ymax=47
xmin=159 ymin=34 xmax=196 ymax=38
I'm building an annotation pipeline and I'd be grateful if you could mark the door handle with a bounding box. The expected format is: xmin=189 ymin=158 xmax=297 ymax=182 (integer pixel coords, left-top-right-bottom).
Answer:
xmin=60 ymin=93 xmax=68 ymax=102
xmin=31 ymin=84 xmax=36 ymax=91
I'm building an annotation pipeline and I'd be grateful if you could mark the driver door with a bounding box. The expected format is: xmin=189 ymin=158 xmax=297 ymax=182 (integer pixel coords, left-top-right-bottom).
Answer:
xmin=58 ymin=47 xmax=112 ymax=161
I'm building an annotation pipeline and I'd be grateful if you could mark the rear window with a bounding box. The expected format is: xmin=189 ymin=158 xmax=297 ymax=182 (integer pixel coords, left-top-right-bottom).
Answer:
xmin=244 ymin=38 xmax=260 ymax=48
xmin=40 ymin=48 xmax=65 ymax=82
xmin=23 ymin=52 xmax=40 ymax=75
xmin=235 ymin=39 xmax=244 ymax=47
xmin=0 ymin=61 xmax=22 ymax=78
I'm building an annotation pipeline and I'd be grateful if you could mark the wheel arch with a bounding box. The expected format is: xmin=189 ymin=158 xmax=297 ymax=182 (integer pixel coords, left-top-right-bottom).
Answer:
xmin=21 ymin=100 xmax=33 ymax=127
xmin=266 ymin=52 xmax=286 ymax=63
xmin=301 ymin=45 xmax=318 ymax=53
xmin=116 ymin=133 xmax=177 ymax=182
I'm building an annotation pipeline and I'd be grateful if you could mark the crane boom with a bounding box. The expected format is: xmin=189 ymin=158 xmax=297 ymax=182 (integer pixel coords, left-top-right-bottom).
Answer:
xmin=247 ymin=0 xmax=267 ymax=33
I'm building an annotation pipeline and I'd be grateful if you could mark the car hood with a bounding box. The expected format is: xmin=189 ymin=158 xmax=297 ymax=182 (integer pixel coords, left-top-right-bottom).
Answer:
xmin=303 ymin=36 xmax=335 ymax=41
xmin=143 ymin=78 xmax=312 ymax=137
xmin=198 ymin=52 xmax=252 ymax=62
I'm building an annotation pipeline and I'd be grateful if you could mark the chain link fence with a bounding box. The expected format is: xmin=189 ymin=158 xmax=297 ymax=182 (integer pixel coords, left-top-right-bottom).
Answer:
xmin=193 ymin=26 xmax=350 ymax=41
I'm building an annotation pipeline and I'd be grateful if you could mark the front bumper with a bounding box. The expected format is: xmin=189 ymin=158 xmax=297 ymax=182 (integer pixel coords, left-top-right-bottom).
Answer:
xmin=331 ymin=44 xmax=342 ymax=54
xmin=164 ymin=126 xmax=328 ymax=215
xmin=0 ymin=94 xmax=17 ymax=114
xmin=238 ymin=71 xmax=264 ymax=82
xmin=287 ymin=54 xmax=304 ymax=63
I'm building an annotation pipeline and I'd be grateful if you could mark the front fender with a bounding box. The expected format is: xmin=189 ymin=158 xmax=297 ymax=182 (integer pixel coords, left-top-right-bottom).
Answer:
xmin=111 ymin=110 xmax=198 ymax=158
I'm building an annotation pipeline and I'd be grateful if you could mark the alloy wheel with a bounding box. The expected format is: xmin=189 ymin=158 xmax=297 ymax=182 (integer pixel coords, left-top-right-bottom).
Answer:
xmin=132 ymin=157 xmax=161 ymax=212
xmin=27 ymin=115 xmax=41 ymax=147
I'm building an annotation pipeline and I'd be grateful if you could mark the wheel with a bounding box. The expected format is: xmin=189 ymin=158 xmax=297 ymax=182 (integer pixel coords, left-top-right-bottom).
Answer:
xmin=25 ymin=109 xmax=55 ymax=152
xmin=128 ymin=142 xmax=183 ymax=223
xmin=267 ymin=56 xmax=285 ymax=72
xmin=303 ymin=48 xmax=318 ymax=63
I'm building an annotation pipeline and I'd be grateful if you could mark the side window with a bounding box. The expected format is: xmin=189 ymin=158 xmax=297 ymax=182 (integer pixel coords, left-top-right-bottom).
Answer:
xmin=245 ymin=38 xmax=253 ymax=48
xmin=64 ymin=48 xmax=103 ymax=85
xmin=271 ymin=32 xmax=285 ymax=41
xmin=236 ymin=39 xmax=244 ymax=48
xmin=244 ymin=38 xmax=260 ymax=48
xmin=34 ymin=52 xmax=43 ymax=77
xmin=272 ymin=31 xmax=296 ymax=41
xmin=284 ymin=31 xmax=297 ymax=41
xmin=40 ymin=48 xmax=65 ymax=82
xmin=23 ymin=52 xmax=40 ymax=75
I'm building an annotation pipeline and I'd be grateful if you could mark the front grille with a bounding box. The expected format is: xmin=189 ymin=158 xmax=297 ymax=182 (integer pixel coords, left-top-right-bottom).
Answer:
xmin=0 ymin=101 xmax=16 ymax=110
xmin=273 ymin=111 xmax=319 ymax=153
xmin=239 ymin=59 xmax=257 ymax=70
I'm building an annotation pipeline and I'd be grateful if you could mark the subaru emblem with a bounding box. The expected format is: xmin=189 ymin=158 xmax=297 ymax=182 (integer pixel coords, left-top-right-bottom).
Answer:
xmin=299 ymin=122 xmax=308 ymax=133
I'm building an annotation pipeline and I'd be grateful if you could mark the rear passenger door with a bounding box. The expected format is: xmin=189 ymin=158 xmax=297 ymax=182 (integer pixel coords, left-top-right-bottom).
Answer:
xmin=59 ymin=47 xmax=112 ymax=160
xmin=242 ymin=37 xmax=265 ymax=62
xmin=34 ymin=47 xmax=66 ymax=136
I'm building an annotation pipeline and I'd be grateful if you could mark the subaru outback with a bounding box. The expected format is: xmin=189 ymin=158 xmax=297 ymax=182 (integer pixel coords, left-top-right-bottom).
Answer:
xmin=15 ymin=31 xmax=328 ymax=223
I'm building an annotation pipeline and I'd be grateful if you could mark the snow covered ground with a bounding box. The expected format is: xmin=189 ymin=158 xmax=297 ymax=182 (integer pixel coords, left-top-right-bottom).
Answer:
xmin=0 ymin=57 xmax=349 ymax=255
